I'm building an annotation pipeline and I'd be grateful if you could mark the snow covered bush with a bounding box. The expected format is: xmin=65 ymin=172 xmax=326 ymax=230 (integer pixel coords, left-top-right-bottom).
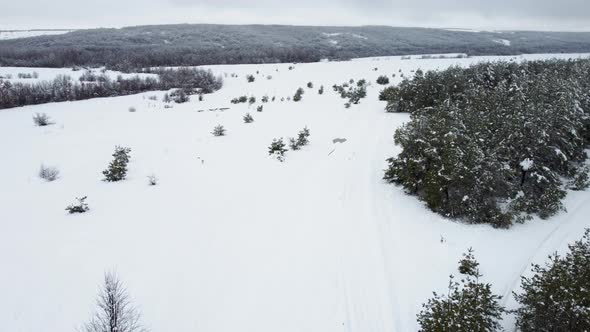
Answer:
xmin=248 ymin=96 xmax=256 ymax=105
xmin=262 ymin=95 xmax=269 ymax=103
xmin=231 ymin=96 xmax=248 ymax=104
xmin=513 ymin=229 xmax=590 ymax=332
xmin=289 ymin=127 xmax=310 ymax=150
xmin=333 ymin=80 xmax=367 ymax=106
xmin=376 ymin=75 xmax=390 ymax=85
xmin=83 ymin=271 xmax=146 ymax=332
xmin=570 ymin=166 xmax=590 ymax=191
xmin=246 ymin=74 xmax=255 ymax=83
xmin=293 ymin=87 xmax=304 ymax=102
xmin=318 ymin=85 xmax=324 ymax=95
xmin=103 ymin=146 xmax=131 ymax=182
xmin=65 ymin=196 xmax=89 ymax=214
xmin=39 ymin=164 xmax=60 ymax=182
xmin=257 ymin=105 xmax=263 ymax=112
xmin=33 ymin=113 xmax=53 ymax=126
xmin=171 ymin=89 xmax=189 ymax=103
xmin=307 ymin=82 xmax=313 ymax=88
xmin=268 ymin=138 xmax=287 ymax=162
xmin=243 ymin=113 xmax=254 ymax=123
xmin=1 ymin=68 xmax=221 ymax=110
xmin=417 ymin=254 xmax=504 ymax=331
xmin=128 ymin=106 xmax=136 ymax=113
xmin=378 ymin=86 xmax=396 ymax=101
xmin=384 ymin=59 xmax=590 ymax=227
xmin=212 ymin=125 xmax=226 ymax=136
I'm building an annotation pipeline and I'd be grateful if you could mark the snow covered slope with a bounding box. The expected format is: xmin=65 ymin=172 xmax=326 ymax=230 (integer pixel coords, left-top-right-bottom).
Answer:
xmin=1 ymin=53 xmax=589 ymax=332
xmin=0 ymin=29 xmax=72 ymax=40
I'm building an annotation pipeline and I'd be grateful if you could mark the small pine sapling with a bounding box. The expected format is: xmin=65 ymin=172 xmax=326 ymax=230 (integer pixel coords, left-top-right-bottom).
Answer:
xmin=66 ymin=196 xmax=89 ymax=214
xmin=268 ymin=138 xmax=288 ymax=162
xmin=212 ymin=125 xmax=226 ymax=136
xmin=103 ymin=146 xmax=131 ymax=182
xmin=458 ymin=247 xmax=480 ymax=276
xmin=243 ymin=113 xmax=254 ymax=123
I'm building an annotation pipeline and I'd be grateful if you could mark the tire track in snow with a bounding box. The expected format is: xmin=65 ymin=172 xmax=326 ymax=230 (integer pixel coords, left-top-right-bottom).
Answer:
xmin=501 ymin=193 xmax=590 ymax=308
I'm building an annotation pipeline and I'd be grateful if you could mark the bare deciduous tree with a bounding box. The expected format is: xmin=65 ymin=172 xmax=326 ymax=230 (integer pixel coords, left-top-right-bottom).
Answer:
xmin=84 ymin=271 xmax=147 ymax=332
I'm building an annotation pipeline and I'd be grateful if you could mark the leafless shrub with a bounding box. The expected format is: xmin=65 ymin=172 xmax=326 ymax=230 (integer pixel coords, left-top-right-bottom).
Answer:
xmin=147 ymin=174 xmax=157 ymax=186
xmin=33 ymin=113 xmax=53 ymax=126
xmin=84 ymin=271 xmax=147 ymax=332
xmin=39 ymin=164 xmax=60 ymax=182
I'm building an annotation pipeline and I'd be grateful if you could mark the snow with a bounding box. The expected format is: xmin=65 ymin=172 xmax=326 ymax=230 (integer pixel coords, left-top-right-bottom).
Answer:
xmin=0 ymin=29 xmax=72 ymax=40
xmin=493 ymin=38 xmax=512 ymax=46
xmin=1 ymin=52 xmax=590 ymax=332
xmin=443 ymin=28 xmax=482 ymax=33
xmin=520 ymin=158 xmax=534 ymax=171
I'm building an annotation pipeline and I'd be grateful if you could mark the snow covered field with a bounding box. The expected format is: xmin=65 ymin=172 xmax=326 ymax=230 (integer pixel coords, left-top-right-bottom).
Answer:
xmin=1 ymin=53 xmax=590 ymax=332
xmin=0 ymin=29 xmax=72 ymax=40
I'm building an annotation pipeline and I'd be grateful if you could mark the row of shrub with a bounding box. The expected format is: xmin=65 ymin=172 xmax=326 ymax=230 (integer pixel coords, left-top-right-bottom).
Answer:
xmin=333 ymin=79 xmax=368 ymax=107
xmin=269 ymin=127 xmax=311 ymax=162
xmin=0 ymin=67 xmax=222 ymax=109
xmin=382 ymin=58 xmax=590 ymax=227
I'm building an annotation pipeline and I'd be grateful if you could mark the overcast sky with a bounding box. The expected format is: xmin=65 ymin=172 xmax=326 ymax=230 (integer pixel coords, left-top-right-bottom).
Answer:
xmin=1 ymin=0 xmax=589 ymax=31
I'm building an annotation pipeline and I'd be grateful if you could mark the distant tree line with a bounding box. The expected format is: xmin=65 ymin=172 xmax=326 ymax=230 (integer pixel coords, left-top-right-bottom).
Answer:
xmin=0 ymin=67 xmax=222 ymax=109
xmin=383 ymin=58 xmax=590 ymax=227
xmin=2 ymin=25 xmax=590 ymax=70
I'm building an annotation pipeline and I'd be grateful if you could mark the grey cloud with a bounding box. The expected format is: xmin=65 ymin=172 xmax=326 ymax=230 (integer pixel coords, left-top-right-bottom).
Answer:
xmin=0 ymin=0 xmax=588 ymax=31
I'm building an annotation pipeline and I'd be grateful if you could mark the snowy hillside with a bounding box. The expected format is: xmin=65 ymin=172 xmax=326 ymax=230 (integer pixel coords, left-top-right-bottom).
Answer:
xmin=0 ymin=29 xmax=72 ymax=40
xmin=1 ymin=53 xmax=590 ymax=331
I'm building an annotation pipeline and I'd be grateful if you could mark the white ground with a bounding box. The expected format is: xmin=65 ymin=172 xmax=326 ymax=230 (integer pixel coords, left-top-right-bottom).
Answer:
xmin=0 ymin=30 xmax=72 ymax=40
xmin=1 ymin=53 xmax=590 ymax=332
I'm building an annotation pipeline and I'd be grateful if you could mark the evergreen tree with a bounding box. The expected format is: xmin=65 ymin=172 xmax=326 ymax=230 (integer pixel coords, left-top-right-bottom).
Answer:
xmin=293 ymin=87 xmax=304 ymax=102
xmin=384 ymin=59 xmax=590 ymax=227
xmin=376 ymin=75 xmax=390 ymax=85
xmin=103 ymin=146 xmax=131 ymax=182
xmin=243 ymin=113 xmax=254 ymax=123
xmin=514 ymin=229 xmax=590 ymax=332
xmin=212 ymin=125 xmax=226 ymax=136
xmin=459 ymin=247 xmax=480 ymax=276
xmin=66 ymin=196 xmax=89 ymax=214
xmin=268 ymin=138 xmax=287 ymax=162
xmin=418 ymin=252 xmax=504 ymax=332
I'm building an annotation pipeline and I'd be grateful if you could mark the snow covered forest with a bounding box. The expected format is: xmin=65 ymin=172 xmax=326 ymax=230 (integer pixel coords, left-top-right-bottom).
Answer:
xmin=2 ymin=25 xmax=590 ymax=70
xmin=382 ymin=58 xmax=590 ymax=227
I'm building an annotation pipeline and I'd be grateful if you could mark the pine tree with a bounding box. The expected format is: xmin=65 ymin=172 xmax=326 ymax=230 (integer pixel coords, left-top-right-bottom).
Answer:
xmin=66 ymin=196 xmax=89 ymax=214
xmin=268 ymin=138 xmax=287 ymax=162
xmin=293 ymin=88 xmax=304 ymax=102
xmin=243 ymin=113 xmax=254 ymax=123
xmin=459 ymin=247 xmax=480 ymax=276
xmin=212 ymin=125 xmax=226 ymax=136
xmin=418 ymin=254 xmax=504 ymax=332
xmin=103 ymin=146 xmax=131 ymax=182
xmin=514 ymin=229 xmax=590 ymax=332
xmin=376 ymin=75 xmax=390 ymax=85
xmin=289 ymin=127 xmax=310 ymax=150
